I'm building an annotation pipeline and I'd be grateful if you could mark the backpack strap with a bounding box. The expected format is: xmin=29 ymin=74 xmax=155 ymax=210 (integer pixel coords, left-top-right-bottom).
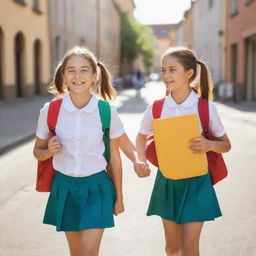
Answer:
xmin=47 ymin=98 xmax=63 ymax=136
xmin=98 ymin=100 xmax=111 ymax=163
xmin=152 ymin=98 xmax=165 ymax=119
xmin=198 ymin=98 xmax=209 ymax=135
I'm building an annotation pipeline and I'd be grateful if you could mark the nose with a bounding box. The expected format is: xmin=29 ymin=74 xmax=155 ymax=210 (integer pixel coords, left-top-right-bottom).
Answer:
xmin=162 ymin=70 xmax=170 ymax=80
xmin=73 ymin=71 xmax=81 ymax=79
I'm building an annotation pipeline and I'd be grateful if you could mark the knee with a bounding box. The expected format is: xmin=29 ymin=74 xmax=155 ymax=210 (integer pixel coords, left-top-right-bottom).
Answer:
xmin=79 ymin=247 xmax=98 ymax=256
xmin=165 ymin=244 xmax=182 ymax=255
xmin=182 ymin=239 xmax=198 ymax=255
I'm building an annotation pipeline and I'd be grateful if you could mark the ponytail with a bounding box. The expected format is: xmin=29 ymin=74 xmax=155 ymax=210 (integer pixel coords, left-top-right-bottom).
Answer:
xmin=197 ymin=60 xmax=213 ymax=100
xmin=97 ymin=61 xmax=117 ymax=101
xmin=48 ymin=63 xmax=67 ymax=97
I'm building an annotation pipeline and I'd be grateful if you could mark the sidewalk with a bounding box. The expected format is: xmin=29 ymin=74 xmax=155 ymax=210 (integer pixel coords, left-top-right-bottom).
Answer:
xmin=0 ymin=96 xmax=51 ymax=154
xmin=0 ymin=88 xmax=256 ymax=154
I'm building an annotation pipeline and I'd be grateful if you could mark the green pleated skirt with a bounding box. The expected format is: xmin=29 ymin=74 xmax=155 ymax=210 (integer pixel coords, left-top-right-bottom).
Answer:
xmin=43 ymin=170 xmax=116 ymax=232
xmin=147 ymin=170 xmax=221 ymax=224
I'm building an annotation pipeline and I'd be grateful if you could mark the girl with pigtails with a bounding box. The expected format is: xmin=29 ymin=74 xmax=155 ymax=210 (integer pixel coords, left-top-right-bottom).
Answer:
xmin=136 ymin=47 xmax=231 ymax=256
xmin=33 ymin=46 xmax=148 ymax=256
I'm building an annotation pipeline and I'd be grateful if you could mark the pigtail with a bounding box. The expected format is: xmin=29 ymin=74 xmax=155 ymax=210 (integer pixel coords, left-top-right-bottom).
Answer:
xmin=47 ymin=63 xmax=66 ymax=97
xmin=97 ymin=61 xmax=117 ymax=101
xmin=197 ymin=60 xmax=213 ymax=100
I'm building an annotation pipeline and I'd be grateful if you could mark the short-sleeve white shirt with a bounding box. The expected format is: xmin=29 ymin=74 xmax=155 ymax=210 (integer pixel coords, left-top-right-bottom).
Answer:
xmin=139 ymin=91 xmax=225 ymax=137
xmin=36 ymin=93 xmax=125 ymax=177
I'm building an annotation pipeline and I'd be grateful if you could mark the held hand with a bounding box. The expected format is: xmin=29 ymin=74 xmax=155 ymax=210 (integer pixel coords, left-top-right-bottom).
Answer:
xmin=188 ymin=136 xmax=212 ymax=154
xmin=134 ymin=162 xmax=151 ymax=178
xmin=48 ymin=136 xmax=61 ymax=155
xmin=114 ymin=198 xmax=125 ymax=216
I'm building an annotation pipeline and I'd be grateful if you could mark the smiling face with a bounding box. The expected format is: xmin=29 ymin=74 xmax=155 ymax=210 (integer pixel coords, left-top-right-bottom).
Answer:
xmin=161 ymin=55 xmax=194 ymax=94
xmin=63 ymin=55 xmax=97 ymax=95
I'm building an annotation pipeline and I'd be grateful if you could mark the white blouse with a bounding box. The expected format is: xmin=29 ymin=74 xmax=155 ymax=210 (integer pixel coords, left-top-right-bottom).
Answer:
xmin=36 ymin=93 xmax=125 ymax=177
xmin=139 ymin=91 xmax=226 ymax=137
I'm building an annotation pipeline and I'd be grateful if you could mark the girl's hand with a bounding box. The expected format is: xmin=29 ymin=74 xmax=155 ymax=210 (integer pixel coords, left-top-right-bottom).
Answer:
xmin=134 ymin=162 xmax=151 ymax=178
xmin=48 ymin=136 xmax=61 ymax=155
xmin=114 ymin=198 xmax=125 ymax=216
xmin=189 ymin=136 xmax=212 ymax=154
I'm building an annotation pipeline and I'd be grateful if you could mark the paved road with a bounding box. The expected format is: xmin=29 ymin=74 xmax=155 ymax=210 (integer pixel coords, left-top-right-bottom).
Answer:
xmin=0 ymin=82 xmax=256 ymax=255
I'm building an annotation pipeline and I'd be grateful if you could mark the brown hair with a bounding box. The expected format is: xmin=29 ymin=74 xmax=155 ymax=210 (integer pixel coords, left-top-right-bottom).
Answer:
xmin=162 ymin=47 xmax=213 ymax=100
xmin=48 ymin=46 xmax=116 ymax=101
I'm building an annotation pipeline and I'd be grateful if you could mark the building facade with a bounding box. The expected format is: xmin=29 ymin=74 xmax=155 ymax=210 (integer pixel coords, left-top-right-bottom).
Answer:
xmin=0 ymin=0 xmax=51 ymax=102
xmin=150 ymin=24 xmax=177 ymax=73
xmin=192 ymin=0 xmax=226 ymax=86
xmin=226 ymin=0 xmax=256 ymax=101
xmin=48 ymin=0 xmax=98 ymax=72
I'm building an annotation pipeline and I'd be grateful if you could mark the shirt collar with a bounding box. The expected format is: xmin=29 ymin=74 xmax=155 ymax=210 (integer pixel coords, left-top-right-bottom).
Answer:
xmin=166 ymin=90 xmax=198 ymax=109
xmin=62 ymin=92 xmax=99 ymax=113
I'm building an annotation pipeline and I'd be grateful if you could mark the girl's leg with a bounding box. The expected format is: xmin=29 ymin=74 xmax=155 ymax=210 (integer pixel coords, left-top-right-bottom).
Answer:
xmin=162 ymin=218 xmax=182 ymax=256
xmin=78 ymin=229 xmax=105 ymax=256
xmin=181 ymin=222 xmax=204 ymax=256
xmin=65 ymin=231 xmax=81 ymax=256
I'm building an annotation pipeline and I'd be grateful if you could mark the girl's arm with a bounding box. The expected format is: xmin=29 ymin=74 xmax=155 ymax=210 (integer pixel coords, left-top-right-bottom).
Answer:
xmin=118 ymin=133 xmax=150 ymax=177
xmin=118 ymin=133 xmax=137 ymax=163
xmin=109 ymin=138 xmax=124 ymax=216
xmin=135 ymin=133 xmax=148 ymax=163
xmin=33 ymin=136 xmax=61 ymax=161
xmin=189 ymin=134 xmax=231 ymax=154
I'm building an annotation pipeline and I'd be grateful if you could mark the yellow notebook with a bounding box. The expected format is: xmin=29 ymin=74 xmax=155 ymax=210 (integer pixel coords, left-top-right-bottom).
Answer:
xmin=152 ymin=113 xmax=208 ymax=180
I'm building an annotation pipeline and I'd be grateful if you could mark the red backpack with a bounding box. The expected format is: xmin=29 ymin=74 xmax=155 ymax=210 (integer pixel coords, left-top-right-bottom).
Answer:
xmin=145 ymin=98 xmax=228 ymax=185
xmin=36 ymin=98 xmax=62 ymax=192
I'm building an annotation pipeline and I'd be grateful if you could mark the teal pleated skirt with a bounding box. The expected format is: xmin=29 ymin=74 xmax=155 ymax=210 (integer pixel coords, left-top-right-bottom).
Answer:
xmin=147 ymin=170 xmax=221 ymax=224
xmin=43 ymin=170 xmax=116 ymax=232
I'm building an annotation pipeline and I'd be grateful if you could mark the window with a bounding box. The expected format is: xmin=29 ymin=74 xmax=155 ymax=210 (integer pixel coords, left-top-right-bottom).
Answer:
xmin=208 ymin=0 xmax=214 ymax=9
xmin=245 ymin=0 xmax=254 ymax=5
xmin=231 ymin=0 xmax=238 ymax=16
xmin=13 ymin=0 xmax=26 ymax=6
xmin=33 ymin=0 xmax=42 ymax=14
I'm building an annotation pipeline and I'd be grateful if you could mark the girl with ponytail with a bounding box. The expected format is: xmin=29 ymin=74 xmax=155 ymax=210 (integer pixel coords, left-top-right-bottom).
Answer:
xmin=136 ymin=47 xmax=231 ymax=255
xmin=34 ymin=46 xmax=146 ymax=255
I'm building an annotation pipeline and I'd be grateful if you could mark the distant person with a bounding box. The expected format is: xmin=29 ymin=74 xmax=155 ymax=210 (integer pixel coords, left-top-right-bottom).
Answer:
xmin=136 ymin=70 xmax=144 ymax=89
xmin=33 ymin=46 xmax=148 ymax=256
xmin=136 ymin=47 xmax=231 ymax=256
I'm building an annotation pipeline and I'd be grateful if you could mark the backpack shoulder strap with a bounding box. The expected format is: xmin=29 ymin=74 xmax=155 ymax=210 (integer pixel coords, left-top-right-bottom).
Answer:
xmin=98 ymin=100 xmax=111 ymax=129
xmin=98 ymin=100 xmax=111 ymax=163
xmin=152 ymin=98 xmax=165 ymax=119
xmin=198 ymin=98 xmax=209 ymax=134
xmin=47 ymin=98 xmax=62 ymax=135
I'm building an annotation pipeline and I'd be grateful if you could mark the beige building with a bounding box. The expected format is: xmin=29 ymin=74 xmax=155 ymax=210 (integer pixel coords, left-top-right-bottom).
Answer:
xmin=49 ymin=0 xmax=135 ymax=76
xmin=99 ymin=0 xmax=136 ymax=75
xmin=150 ymin=24 xmax=177 ymax=73
xmin=48 ymin=0 xmax=98 ymax=71
xmin=0 ymin=0 xmax=51 ymax=102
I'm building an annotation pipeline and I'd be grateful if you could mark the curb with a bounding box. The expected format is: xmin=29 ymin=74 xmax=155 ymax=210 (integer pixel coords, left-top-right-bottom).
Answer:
xmin=0 ymin=133 xmax=35 ymax=155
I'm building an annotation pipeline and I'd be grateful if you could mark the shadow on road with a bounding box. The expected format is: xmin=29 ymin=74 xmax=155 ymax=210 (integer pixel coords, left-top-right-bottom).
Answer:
xmin=116 ymin=88 xmax=148 ymax=114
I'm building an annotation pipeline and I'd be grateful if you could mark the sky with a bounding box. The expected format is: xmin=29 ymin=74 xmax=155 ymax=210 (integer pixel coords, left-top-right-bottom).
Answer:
xmin=133 ymin=0 xmax=192 ymax=25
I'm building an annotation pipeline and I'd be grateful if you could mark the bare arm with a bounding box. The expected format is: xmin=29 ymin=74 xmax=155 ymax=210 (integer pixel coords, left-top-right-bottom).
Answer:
xmin=118 ymin=133 xmax=138 ymax=163
xmin=135 ymin=133 xmax=148 ymax=162
xmin=109 ymin=138 xmax=124 ymax=215
xmin=118 ymin=133 xmax=150 ymax=177
xmin=189 ymin=134 xmax=231 ymax=154
xmin=33 ymin=136 xmax=61 ymax=161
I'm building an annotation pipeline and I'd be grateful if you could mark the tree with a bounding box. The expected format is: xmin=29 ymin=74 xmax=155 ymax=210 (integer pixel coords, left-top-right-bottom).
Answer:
xmin=120 ymin=12 xmax=154 ymax=73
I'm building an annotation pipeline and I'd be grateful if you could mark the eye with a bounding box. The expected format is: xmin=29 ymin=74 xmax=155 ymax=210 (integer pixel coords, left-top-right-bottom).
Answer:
xmin=161 ymin=69 xmax=166 ymax=73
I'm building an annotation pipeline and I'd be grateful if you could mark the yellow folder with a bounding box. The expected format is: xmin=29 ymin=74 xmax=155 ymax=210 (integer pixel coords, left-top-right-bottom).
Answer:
xmin=152 ymin=113 xmax=208 ymax=180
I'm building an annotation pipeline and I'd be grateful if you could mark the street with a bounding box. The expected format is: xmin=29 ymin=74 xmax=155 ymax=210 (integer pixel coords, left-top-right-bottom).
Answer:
xmin=0 ymin=82 xmax=256 ymax=256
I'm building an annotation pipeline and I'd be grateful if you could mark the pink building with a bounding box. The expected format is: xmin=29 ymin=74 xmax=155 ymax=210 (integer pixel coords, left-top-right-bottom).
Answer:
xmin=226 ymin=0 xmax=256 ymax=101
